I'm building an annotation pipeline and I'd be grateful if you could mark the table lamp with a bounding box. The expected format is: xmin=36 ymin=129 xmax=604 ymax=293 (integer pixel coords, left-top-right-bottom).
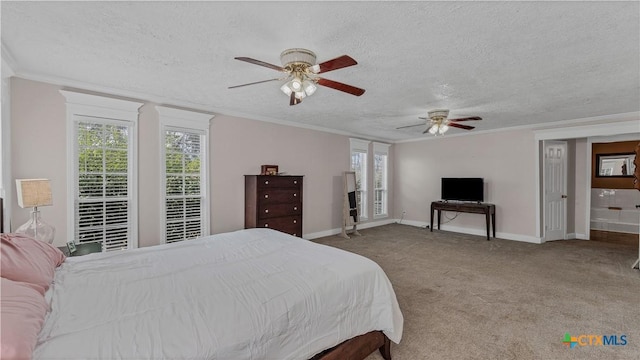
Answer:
xmin=15 ymin=179 xmax=55 ymax=244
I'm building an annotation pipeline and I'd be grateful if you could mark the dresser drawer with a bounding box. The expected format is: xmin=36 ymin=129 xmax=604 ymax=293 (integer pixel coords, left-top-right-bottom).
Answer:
xmin=258 ymin=189 xmax=301 ymax=204
xmin=256 ymin=176 xmax=302 ymax=189
xmin=257 ymin=216 xmax=302 ymax=236
xmin=258 ymin=203 xmax=301 ymax=219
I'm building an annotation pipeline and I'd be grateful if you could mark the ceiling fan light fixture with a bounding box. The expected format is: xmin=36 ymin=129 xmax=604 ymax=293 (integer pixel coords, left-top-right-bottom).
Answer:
xmin=290 ymin=77 xmax=303 ymax=91
xmin=280 ymin=83 xmax=293 ymax=96
xmin=295 ymin=91 xmax=306 ymax=100
xmin=302 ymin=80 xmax=317 ymax=96
xmin=428 ymin=123 xmax=449 ymax=135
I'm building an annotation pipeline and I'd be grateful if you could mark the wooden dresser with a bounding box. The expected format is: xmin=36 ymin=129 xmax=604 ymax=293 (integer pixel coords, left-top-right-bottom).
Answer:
xmin=244 ymin=175 xmax=303 ymax=237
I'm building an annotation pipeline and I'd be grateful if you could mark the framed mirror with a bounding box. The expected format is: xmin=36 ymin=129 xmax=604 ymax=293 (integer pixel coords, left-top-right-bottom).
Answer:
xmin=596 ymin=152 xmax=636 ymax=177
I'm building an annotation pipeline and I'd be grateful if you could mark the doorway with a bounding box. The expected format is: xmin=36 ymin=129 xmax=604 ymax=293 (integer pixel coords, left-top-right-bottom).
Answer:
xmin=534 ymin=115 xmax=640 ymax=242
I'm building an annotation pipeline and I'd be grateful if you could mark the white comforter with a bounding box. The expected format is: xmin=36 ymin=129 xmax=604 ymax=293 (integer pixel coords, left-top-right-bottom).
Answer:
xmin=35 ymin=228 xmax=403 ymax=359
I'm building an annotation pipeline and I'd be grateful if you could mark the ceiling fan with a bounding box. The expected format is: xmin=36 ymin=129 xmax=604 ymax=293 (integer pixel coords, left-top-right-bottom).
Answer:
xmin=396 ymin=109 xmax=482 ymax=136
xmin=229 ymin=48 xmax=365 ymax=106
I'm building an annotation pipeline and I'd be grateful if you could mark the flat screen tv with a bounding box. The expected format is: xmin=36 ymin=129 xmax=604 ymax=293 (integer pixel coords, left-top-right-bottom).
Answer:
xmin=441 ymin=177 xmax=484 ymax=202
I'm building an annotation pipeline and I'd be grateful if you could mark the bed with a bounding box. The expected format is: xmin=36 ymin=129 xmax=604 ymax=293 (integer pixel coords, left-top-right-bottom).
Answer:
xmin=1 ymin=228 xmax=403 ymax=359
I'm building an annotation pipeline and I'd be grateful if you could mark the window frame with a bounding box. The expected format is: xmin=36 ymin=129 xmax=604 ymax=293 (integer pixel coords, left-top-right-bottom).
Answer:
xmin=62 ymin=90 xmax=142 ymax=250
xmin=373 ymin=142 xmax=390 ymax=219
xmin=156 ymin=106 xmax=212 ymax=244
xmin=349 ymin=138 xmax=370 ymax=221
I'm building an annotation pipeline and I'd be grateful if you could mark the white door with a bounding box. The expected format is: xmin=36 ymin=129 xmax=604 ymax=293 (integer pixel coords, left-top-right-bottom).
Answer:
xmin=544 ymin=141 xmax=568 ymax=241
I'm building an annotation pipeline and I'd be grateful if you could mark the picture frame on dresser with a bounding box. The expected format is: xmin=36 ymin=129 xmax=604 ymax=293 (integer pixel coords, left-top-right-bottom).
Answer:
xmin=261 ymin=165 xmax=279 ymax=176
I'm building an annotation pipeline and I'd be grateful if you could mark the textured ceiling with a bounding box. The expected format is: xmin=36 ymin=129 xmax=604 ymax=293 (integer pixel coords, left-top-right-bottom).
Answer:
xmin=2 ymin=1 xmax=639 ymax=141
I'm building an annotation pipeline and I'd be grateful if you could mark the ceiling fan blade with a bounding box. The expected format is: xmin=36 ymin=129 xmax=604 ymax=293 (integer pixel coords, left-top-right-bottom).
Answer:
xmin=228 ymin=77 xmax=285 ymax=89
xmin=234 ymin=57 xmax=285 ymax=72
xmin=317 ymin=78 xmax=365 ymax=96
xmin=396 ymin=123 xmax=424 ymax=130
xmin=316 ymin=55 xmax=358 ymax=74
xmin=449 ymin=123 xmax=475 ymax=130
xmin=289 ymin=92 xmax=302 ymax=106
xmin=423 ymin=125 xmax=434 ymax=134
xmin=448 ymin=116 xmax=482 ymax=122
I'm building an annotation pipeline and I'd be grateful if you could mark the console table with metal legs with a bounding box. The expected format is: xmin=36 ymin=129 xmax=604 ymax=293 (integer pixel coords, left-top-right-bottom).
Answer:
xmin=430 ymin=201 xmax=496 ymax=240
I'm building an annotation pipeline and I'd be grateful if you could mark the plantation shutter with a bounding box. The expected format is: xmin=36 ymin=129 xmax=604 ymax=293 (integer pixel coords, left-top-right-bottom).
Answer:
xmin=75 ymin=120 xmax=132 ymax=251
xmin=164 ymin=128 xmax=204 ymax=243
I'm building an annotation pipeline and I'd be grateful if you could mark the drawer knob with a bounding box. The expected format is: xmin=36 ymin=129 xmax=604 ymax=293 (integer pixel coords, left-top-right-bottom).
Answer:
xmin=293 ymin=193 xmax=297 ymax=197
xmin=293 ymin=219 xmax=297 ymax=224
xmin=264 ymin=224 xmax=269 ymax=228
xmin=264 ymin=194 xmax=269 ymax=199
xmin=293 ymin=234 xmax=297 ymax=236
xmin=294 ymin=180 xmax=297 ymax=184
xmin=265 ymin=180 xmax=269 ymax=185
xmin=294 ymin=206 xmax=298 ymax=211
xmin=265 ymin=209 xmax=269 ymax=213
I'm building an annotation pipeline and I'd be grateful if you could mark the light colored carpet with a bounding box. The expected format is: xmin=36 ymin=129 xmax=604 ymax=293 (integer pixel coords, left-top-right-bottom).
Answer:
xmin=313 ymin=223 xmax=640 ymax=360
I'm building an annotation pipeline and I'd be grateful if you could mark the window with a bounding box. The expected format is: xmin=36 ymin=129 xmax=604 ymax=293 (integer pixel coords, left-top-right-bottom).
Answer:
xmin=62 ymin=91 xmax=142 ymax=251
xmin=373 ymin=142 xmax=390 ymax=218
xmin=157 ymin=106 xmax=212 ymax=244
xmin=350 ymin=138 xmax=370 ymax=220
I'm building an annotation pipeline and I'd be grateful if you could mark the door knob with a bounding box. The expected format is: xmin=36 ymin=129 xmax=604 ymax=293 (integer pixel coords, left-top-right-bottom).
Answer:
xmin=561 ymin=195 xmax=568 ymax=199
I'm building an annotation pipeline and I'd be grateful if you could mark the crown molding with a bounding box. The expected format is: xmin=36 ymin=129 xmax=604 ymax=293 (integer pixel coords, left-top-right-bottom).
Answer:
xmin=395 ymin=111 xmax=640 ymax=144
xmin=10 ymin=68 xmax=391 ymax=143
xmin=11 ymin=64 xmax=637 ymax=145
xmin=533 ymin=112 xmax=640 ymax=140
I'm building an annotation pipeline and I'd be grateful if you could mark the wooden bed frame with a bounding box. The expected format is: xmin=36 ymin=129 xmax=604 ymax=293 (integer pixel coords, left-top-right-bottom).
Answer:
xmin=311 ymin=331 xmax=391 ymax=360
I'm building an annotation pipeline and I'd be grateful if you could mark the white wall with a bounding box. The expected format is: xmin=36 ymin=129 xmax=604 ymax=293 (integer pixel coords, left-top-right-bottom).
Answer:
xmin=11 ymin=79 xmax=67 ymax=241
xmin=393 ymin=129 xmax=537 ymax=240
xmin=209 ymin=114 xmax=351 ymax=236
xmin=9 ymin=78 xmax=390 ymax=246
xmin=15 ymin=76 xmax=630 ymax=245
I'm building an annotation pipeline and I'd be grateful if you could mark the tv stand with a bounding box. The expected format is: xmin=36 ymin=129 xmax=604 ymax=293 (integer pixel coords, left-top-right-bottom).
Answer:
xmin=430 ymin=201 xmax=496 ymax=240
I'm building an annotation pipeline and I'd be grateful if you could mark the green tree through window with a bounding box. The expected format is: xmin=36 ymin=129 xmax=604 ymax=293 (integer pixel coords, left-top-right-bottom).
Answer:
xmin=76 ymin=122 xmax=130 ymax=251
xmin=164 ymin=129 xmax=203 ymax=243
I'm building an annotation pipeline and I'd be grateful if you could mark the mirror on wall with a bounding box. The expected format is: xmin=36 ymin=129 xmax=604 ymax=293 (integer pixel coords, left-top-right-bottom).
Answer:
xmin=596 ymin=153 xmax=636 ymax=177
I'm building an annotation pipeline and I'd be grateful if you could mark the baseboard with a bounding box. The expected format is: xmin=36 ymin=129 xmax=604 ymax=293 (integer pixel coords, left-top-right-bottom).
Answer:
xmin=305 ymin=218 xmax=543 ymax=244
xmin=396 ymin=219 xmax=429 ymax=228
xmin=567 ymin=232 xmax=590 ymax=240
xmin=395 ymin=220 xmax=543 ymax=244
xmin=304 ymin=218 xmax=397 ymax=240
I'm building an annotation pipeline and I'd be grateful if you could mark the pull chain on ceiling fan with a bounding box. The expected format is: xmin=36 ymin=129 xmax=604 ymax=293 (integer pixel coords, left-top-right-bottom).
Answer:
xmin=229 ymin=48 xmax=365 ymax=106
xmin=396 ymin=109 xmax=482 ymax=136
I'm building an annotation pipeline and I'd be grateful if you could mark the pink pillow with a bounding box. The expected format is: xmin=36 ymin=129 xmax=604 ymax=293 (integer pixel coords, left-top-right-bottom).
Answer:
xmin=0 ymin=277 xmax=49 ymax=360
xmin=1 ymin=233 xmax=65 ymax=295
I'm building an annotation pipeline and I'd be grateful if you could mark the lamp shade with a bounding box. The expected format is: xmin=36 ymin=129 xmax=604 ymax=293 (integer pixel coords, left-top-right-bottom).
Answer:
xmin=16 ymin=179 xmax=52 ymax=208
